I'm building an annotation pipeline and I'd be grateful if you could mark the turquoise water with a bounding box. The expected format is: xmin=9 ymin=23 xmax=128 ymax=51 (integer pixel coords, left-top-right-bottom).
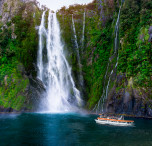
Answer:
xmin=0 ymin=113 xmax=152 ymax=145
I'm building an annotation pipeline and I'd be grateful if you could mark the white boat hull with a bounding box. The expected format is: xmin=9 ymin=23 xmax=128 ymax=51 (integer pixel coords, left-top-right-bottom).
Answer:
xmin=95 ymin=119 xmax=134 ymax=126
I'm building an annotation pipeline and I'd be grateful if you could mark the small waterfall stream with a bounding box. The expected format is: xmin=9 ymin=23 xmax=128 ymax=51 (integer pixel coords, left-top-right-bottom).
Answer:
xmin=114 ymin=8 xmax=121 ymax=53
xmin=37 ymin=11 xmax=82 ymax=113
xmin=72 ymin=14 xmax=79 ymax=49
xmin=81 ymin=12 xmax=85 ymax=49
xmin=93 ymin=4 xmax=122 ymax=113
xmin=72 ymin=14 xmax=84 ymax=87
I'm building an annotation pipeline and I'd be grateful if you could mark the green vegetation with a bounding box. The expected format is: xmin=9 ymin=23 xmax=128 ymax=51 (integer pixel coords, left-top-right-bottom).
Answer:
xmin=12 ymin=3 xmax=41 ymax=74
xmin=58 ymin=0 xmax=118 ymax=108
xmin=118 ymin=0 xmax=152 ymax=87
xmin=84 ymin=15 xmax=114 ymax=108
xmin=0 ymin=0 xmax=151 ymax=111
xmin=58 ymin=0 xmax=152 ymax=109
xmin=0 ymin=61 xmax=29 ymax=110
xmin=0 ymin=1 xmax=41 ymax=111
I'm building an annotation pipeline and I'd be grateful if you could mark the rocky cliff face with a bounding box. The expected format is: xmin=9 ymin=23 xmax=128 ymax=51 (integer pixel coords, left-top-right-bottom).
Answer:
xmin=105 ymin=0 xmax=152 ymax=117
xmin=0 ymin=0 xmax=46 ymax=112
xmin=97 ymin=0 xmax=115 ymax=26
xmin=58 ymin=0 xmax=152 ymax=117
xmin=0 ymin=0 xmax=21 ymax=39
xmin=0 ymin=0 xmax=151 ymax=116
xmin=0 ymin=0 xmax=20 ymax=23
xmin=106 ymin=74 xmax=152 ymax=117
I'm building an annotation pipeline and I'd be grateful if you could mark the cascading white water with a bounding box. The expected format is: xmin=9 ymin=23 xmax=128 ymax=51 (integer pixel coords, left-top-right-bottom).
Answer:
xmin=93 ymin=4 xmax=122 ymax=113
xmin=81 ymin=12 xmax=85 ymax=49
xmin=37 ymin=11 xmax=82 ymax=113
xmin=114 ymin=8 xmax=121 ymax=53
xmin=72 ymin=14 xmax=79 ymax=49
xmin=72 ymin=14 xmax=84 ymax=87
xmin=37 ymin=11 xmax=46 ymax=81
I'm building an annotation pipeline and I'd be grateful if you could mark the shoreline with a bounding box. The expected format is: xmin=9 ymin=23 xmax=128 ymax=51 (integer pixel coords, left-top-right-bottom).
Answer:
xmin=0 ymin=111 xmax=152 ymax=119
xmin=90 ymin=112 xmax=152 ymax=119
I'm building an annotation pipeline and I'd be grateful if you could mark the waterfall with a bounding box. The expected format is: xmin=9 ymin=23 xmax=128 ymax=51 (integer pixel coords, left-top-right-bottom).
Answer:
xmin=72 ymin=14 xmax=79 ymax=49
xmin=37 ymin=11 xmax=82 ymax=113
xmin=81 ymin=12 xmax=85 ymax=49
xmin=37 ymin=11 xmax=46 ymax=81
xmin=114 ymin=8 xmax=121 ymax=53
xmin=72 ymin=14 xmax=84 ymax=87
xmin=93 ymin=4 xmax=122 ymax=113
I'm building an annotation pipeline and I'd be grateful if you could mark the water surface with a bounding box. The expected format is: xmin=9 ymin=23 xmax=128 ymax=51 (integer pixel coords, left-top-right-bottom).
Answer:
xmin=0 ymin=113 xmax=152 ymax=145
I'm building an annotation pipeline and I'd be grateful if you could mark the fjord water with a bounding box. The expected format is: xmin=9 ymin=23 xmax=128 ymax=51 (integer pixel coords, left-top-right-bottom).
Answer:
xmin=1 ymin=113 xmax=152 ymax=145
xmin=37 ymin=11 xmax=82 ymax=112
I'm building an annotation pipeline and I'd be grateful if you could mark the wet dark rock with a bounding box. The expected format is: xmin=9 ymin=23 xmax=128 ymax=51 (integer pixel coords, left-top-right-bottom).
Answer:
xmin=5 ymin=107 xmax=14 ymax=112
xmin=96 ymin=0 xmax=115 ymax=26
xmin=116 ymin=74 xmax=128 ymax=87
xmin=106 ymin=74 xmax=152 ymax=117
xmin=0 ymin=106 xmax=5 ymax=112
xmin=148 ymin=26 xmax=152 ymax=42
xmin=123 ymin=92 xmax=131 ymax=104
xmin=29 ymin=76 xmax=46 ymax=93
xmin=20 ymin=107 xmax=31 ymax=112
xmin=0 ymin=107 xmax=18 ymax=113
xmin=27 ymin=76 xmax=46 ymax=109
xmin=106 ymin=86 xmax=116 ymax=113
xmin=147 ymin=106 xmax=152 ymax=117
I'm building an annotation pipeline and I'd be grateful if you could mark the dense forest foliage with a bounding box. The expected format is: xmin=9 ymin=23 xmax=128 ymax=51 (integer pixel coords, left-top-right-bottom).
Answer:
xmin=118 ymin=0 xmax=152 ymax=87
xmin=0 ymin=0 xmax=42 ymax=110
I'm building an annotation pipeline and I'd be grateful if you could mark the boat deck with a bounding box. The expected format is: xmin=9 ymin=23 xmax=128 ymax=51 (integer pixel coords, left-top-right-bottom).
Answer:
xmin=97 ymin=117 xmax=134 ymax=123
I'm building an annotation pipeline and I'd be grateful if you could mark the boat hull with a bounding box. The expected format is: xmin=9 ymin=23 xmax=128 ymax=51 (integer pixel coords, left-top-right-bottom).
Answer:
xmin=95 ymin=119 xmax=134 ymax=126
